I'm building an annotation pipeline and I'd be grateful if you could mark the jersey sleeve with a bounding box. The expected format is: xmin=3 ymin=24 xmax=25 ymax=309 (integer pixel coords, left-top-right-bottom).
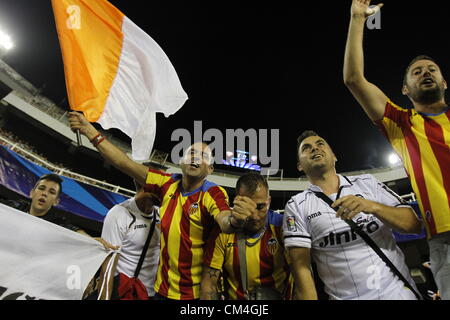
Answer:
xmin=282 ymin=197 xmax=312 ymax=249
xmin=101 ymin=205 xmax=128 ymax=246
xmin=145 ymin=169 xmax=174 ymax=200
xmin=375 ymin=100 xmax=410 ymax=140
xmin=203 ymin=186 xmax=231 ymax=219
xmin=204 ymin=231 xmax=227 ymax=271
xmin=370 ymin=175 xmax=411 ymax=209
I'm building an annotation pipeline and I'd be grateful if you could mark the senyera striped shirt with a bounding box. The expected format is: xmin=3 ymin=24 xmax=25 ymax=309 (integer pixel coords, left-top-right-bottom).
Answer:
xmin=376 ymin=100 xmax=450 ymax=238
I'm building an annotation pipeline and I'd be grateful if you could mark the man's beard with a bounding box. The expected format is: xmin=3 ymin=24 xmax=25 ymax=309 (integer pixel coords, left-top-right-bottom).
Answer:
xmin=305 ymin=161 xmax=329 ymax=177
xmin=410 ymin=84 xmax=446 ymax=105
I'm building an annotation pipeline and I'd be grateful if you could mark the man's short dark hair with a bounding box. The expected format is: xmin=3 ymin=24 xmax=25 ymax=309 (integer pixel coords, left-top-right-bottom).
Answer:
xmin=403 ymin=55 xmax=438 ymax=86
xmin=236 ymin=172 xmax=269 ymax=195
xmin=34 ymin=173 xmax=63 ymax=197
xmin=296 ymin=130 xmax=320 ymax=163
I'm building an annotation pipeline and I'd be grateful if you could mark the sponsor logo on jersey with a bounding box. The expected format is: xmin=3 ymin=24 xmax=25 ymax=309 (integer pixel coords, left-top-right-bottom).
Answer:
xmin=134 ymin=224 xmax=148 ymax=230
xmin=287 ymin=216 xmax=297 ymax=232
xmin=267 ymin=237 xmax=278 ymax=255
xmin=318 ymin=219 xmax=380 ymax=248
xmin=307 ymin=211 xmax=322 ymax=221
xmin=188 ymin=202 xmax=199 ymax=216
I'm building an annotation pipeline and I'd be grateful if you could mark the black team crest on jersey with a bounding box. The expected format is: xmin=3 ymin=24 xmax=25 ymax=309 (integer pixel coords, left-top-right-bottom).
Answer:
xmin=188 ymin=202 xmax=199 ymax=216
xmin=267 ymin=238 xmax=278 ymax=255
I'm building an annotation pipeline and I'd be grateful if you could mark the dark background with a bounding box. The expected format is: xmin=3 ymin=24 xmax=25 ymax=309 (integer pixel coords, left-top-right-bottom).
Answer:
xmin=0 ymin=2 xmax=439 ymax=295
xmin=0 ymin=0 xmax=448 ymax=178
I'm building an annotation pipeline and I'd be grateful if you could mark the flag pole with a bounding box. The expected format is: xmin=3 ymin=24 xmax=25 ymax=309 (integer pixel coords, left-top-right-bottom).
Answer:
xmin=75 ymin=111 xmax=83 ymax=147
xmin=76 ymin=129 xmax=82 ymax=147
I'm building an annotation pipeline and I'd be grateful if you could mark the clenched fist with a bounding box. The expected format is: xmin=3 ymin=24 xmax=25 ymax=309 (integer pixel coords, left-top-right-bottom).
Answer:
xmin=68 ymin=111 xmax=99 ymax=141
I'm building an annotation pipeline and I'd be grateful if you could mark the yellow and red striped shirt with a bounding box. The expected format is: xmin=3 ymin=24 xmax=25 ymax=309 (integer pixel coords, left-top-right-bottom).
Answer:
xmin=376 ymin=100 xmax=450 ymax=238
xmin=145 ymin=169 xmax=230 ymax=300
xmin=204 ymin=210 xmax=292 ymax=300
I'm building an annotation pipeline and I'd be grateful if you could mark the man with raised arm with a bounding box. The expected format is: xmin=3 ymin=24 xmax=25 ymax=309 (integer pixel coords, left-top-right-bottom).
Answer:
xmin=69 ymin=112 xmax=250 ymax=300
xmin=344 ymin=0 xmax=450 ymax=299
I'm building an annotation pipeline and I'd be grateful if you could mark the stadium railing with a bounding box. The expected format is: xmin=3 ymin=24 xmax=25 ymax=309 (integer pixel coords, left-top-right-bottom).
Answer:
xmin=0 ymin=134 xmax=136 ymax=198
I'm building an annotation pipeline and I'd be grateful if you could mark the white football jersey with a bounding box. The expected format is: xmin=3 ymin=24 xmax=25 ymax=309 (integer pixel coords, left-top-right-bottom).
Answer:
xmin=101 ymin=198 xmax=160 ymax=296
xmin=283 ymin=174 xmax=418 ymax=300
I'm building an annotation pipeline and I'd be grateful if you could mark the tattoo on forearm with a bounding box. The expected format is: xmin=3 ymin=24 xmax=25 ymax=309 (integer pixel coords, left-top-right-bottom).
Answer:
xmin=207 ymin=268 xmax=220 ymax=280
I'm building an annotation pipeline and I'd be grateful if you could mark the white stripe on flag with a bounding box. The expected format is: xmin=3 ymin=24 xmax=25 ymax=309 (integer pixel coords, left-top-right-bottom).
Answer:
xmin=98 ymin=16 xmax=188 ymax=161
xmin=0 ymin=204 xmax=110 ymax=300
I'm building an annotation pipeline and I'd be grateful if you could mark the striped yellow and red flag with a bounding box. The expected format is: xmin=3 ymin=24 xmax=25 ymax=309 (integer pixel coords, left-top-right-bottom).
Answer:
xmin=51 ymin=0 xmax=188 ymax=160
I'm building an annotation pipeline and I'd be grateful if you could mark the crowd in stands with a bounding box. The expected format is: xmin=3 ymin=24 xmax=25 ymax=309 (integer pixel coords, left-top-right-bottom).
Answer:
xmin=0 ymin=127 xmax=122 ymax=192
xmin=0 ymin=127 xmax=70 ymax=170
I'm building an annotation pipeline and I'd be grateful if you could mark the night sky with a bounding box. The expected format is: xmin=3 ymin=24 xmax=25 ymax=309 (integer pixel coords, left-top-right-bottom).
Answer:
xmin=1 ymin=1 xmax=449 ymax=178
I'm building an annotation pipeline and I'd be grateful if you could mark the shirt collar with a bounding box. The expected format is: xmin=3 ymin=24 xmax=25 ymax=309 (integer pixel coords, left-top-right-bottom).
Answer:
xmin=307 ymin=174 xmax=352 ymax=193
xmin=129 ymin=197 xmax=154 ymax=219
xmin=245 ymin=214 xmax=270 ymax=239
xmin=417 ymin=105 xmax=450 ymax=117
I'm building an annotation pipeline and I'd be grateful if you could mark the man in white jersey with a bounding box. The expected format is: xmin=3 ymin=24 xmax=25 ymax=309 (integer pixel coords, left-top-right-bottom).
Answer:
xmin=101 ymin=178 xmax=160 ymax=299
xmin=283 ymin=130 xmax=423 ymax=300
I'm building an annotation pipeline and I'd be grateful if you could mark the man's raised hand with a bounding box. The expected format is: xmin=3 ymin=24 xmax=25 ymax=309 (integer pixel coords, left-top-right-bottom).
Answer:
xmin=230 ymin=196 xmax=257 ymax=229
xmin=68 ymin=111 xmax=98 ymax=140
xmin=351 ymin=0 xmax=384 ymax=19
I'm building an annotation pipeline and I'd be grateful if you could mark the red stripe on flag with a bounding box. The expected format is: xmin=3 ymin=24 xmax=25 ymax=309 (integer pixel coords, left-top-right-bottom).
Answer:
xmin=402 ymin=122 xmax=437 ymax=236
xmin=259 ymin=228 xmax=276 ymax=288
xmin=157 ymin=189 xmax=179 ymax=298
xmin=424 ymin=117 xmax=450 ymax=232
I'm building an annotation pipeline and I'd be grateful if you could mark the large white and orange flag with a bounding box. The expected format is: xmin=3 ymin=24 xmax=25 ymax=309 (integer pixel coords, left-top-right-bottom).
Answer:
xmin=51 ymin=0 xmax=188 ymax=160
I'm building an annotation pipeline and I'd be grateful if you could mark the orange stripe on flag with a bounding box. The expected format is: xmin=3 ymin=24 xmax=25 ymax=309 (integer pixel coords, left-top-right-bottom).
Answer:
xmin=51 ymin=0 xmax=124 ymax=122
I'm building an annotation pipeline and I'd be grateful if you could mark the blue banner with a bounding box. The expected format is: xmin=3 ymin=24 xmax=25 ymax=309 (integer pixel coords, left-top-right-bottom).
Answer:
xmin=0 ymin=146 xmax=128 ymax=222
